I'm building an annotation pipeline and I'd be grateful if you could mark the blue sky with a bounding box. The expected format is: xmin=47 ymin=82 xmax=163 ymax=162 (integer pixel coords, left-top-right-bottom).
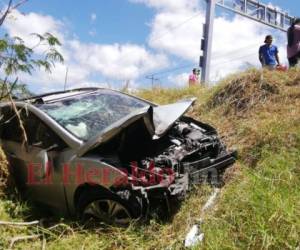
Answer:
xmin=19 ymin=0 xmax=300 ymax=44
xmin=2 ymin=0 xmax=300 ymax=93
xmin=20 ymin=0 xmax=155 ymax=45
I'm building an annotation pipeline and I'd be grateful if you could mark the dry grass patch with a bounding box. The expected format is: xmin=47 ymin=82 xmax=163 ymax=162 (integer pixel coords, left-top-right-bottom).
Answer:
xmin=0 ymin=148 xmax=8 ymax=196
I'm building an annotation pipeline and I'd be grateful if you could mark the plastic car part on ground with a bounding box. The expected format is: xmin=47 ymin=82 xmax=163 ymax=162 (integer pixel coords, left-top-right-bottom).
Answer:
xmin=184 ymin=188 xmax=220 ymax=247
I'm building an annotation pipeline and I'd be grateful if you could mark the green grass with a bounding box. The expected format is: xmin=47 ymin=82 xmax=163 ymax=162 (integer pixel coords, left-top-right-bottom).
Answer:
xmin=202 ymin=148 xmax=300 ymax=249
xmin=0 ymin=68 xmax=300 ymax=249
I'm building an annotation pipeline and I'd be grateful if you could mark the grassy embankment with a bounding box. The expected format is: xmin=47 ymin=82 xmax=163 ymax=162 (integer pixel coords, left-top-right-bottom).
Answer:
xmin=0 ymin=68 xmax=299 ymax=249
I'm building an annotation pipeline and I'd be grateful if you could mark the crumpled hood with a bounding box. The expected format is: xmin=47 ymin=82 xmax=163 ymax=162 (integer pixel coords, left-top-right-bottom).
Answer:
xmin=152 ymin=97 xmax=196 ymax=138
xmin=77 ymin=98 xmax=196 ymax=156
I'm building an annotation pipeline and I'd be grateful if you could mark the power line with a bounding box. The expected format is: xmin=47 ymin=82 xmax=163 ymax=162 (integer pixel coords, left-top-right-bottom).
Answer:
xmin=150 ymin=11 xmax=203 ymax=43
xmin=121 ymin=12 xmax=202 ymax=68
xmin=211 ymin=42 xmax=260 ymax=58
xmin=117 ymin=10 xmax=204 ymax=83
xmin=146 ymin=39 xmax=261 ymax=75
xmin=146 ymin=74 xmax=160 ymax=88
xmin=146 ymin=63 xmax=194 ymax=77
xmin=210 ymin=52 xmax=258 ymax=68
xmin=158 ymin=52 xmax=258 ymax=84
xmin=145 ymin=43 xmax=259 ymax=79
xmin=146 ymin=50 xmax=258 ymax=85
xmin=212 ymin=48 xmax=258 ymax=63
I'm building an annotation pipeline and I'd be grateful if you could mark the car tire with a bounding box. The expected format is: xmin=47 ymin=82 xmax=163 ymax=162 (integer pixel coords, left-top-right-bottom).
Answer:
xmin=77 ymin=188 xmax=141 ymax=227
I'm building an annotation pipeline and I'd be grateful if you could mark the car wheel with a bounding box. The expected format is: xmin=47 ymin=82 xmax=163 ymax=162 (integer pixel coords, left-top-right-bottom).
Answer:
xmin=77 ymin=189 xmax=139 ymax=227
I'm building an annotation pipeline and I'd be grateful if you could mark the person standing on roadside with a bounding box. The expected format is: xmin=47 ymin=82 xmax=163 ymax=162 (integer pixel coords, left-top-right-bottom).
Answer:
xmin=259 ymin=35 xmax=281 ymax=70
xmin=188 ymin=68 xmax=200 ymax=86
xmin=287 ymin=18 xmax=300 ymax=67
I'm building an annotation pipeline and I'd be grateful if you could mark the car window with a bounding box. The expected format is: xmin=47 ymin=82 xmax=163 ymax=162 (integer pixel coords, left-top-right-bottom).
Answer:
xmin=21 ymin=111 xmax=67 ymax=150
xmin=0 ymin=106 xmax=23 ymax=142
xmin=0 ymin=106 xmax=67 ymax=150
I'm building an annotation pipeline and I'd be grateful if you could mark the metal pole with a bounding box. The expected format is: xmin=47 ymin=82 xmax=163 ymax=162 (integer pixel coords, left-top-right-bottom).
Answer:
xmin=146 ymin=75 xmax=159 ymax=89
xmin=64 ymin=66 xmax=69 ymax=91
xmin=201 ymin=0 xmax=216 ymax=84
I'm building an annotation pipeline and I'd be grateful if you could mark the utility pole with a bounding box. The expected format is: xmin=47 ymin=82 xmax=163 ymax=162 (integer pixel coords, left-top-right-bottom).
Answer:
xmin=201 ymin=0 xmax=216 ymax=84
xmin=146 ymin=75 xmax=159 ymax=89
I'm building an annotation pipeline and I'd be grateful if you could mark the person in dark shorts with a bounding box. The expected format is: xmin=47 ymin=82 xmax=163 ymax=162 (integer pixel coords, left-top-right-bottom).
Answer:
xmin=287 ymin=18 xmax=300 ymax=67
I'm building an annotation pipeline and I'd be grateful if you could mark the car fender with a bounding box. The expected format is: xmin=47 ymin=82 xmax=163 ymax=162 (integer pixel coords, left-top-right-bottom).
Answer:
xmin=63 ymin=156 xmax=128 ymax=215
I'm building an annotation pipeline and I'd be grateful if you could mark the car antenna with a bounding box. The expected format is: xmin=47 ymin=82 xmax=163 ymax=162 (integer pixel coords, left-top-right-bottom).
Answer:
xmin=64 ymin=66 xmax=69 ymax=91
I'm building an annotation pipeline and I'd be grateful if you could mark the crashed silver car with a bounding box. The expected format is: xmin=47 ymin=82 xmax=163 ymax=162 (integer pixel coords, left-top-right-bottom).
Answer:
xmin=0 ymin=88 xmax=236 ymax=226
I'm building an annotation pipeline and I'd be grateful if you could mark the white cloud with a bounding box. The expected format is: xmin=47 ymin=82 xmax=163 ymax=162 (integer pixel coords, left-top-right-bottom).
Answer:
xmin=167 ymin=73 xmax=189 ymax=87
xmin=70 ymin=81 xmax=110 ymax=90
xmin=129 ymin=0 xmax=199 ymax=12
xmin=68 ymin=40 xmax=169 ymax=80
xmin=148 ymin=10 xmax=204 ymax=61
xmin=210 ymin=16 xmax=266 ymax=81
xmin=18 ymin=63 xmax=91 ymax=92
xmin=88 ymin=29 xmax=97 ymax=37
xmin=90 ymin=13 xmax=97 ymax=22
xmin=2 ymin=9 xmax=170 ymax=93
xmin=131 ymin=0 xmax=205 ymax=62
xmin=4 ymin=10 xmax=65 ymax=47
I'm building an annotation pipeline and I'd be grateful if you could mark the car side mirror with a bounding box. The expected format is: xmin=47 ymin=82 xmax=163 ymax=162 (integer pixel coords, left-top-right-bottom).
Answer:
xmin=31 ymin=141 xmax=59 ymax=151
xmin=46 ymin=143 xmax=59 ymax=152
xmin=32 ymin=141 xmax=43 ymax=147
xmin=32 ymin=149 xmax=49 ymax=179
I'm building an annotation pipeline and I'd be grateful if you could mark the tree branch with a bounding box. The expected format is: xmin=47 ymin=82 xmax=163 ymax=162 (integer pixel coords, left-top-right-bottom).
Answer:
xmin=0 ymin=220 xmax=39 ymax=226
xmin=11 ymin=0 xmax=28 ymax=10
xmin=0 ymin=0 xmax=13 ymax=26
xmin=9 ymin=234 xmax=41 ymax=249
xmin=0 ymin=0 xmax=29 ymax=27
xmin=3 ymin=77 xmax=28 ymax=146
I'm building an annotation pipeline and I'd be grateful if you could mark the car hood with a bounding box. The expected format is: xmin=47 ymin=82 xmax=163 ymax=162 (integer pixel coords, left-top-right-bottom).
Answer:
xmin=77 ymin=98 xmax=196 ymax=157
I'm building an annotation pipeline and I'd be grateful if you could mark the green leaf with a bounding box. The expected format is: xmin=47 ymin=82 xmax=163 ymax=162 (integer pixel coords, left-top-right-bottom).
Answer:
xmin=0 ymin=39 xmax=8 ymax=52
xmin=45 ymin=32 xmax=61 ymax=46
xmin=45 ymin=49 xmax=64 ymax=63
xmin=0 ymin=31 xmax=64 ymax=77
xmin=31 ymin=33 xmax=45 ymax=42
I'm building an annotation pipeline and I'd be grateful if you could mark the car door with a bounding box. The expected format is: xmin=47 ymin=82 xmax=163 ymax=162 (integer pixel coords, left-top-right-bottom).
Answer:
xmin=1 ymin=106 xmax=69 ymax=214
xmin=0 ymin=105 xmax=29 ymax=190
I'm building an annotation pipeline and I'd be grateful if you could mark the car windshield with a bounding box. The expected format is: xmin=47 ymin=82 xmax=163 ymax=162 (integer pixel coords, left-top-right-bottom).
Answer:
xmin=38 ymin=90 xmax=149 ymax=141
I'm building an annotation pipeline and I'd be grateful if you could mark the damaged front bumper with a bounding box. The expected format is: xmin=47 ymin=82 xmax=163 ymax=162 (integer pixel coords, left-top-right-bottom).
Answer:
xmin=94 ymin=110 xmax=238 ymax=218
xmin=128 ymin=150 xmax=237 ymax=216
xmin=187 ymin=150 xmax=237 ymax=185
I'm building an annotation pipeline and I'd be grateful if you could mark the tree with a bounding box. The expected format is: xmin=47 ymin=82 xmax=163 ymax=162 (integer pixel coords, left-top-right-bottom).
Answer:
xmin=0 ymin=0 xmax=28 ymax=26
xmin=0 ymin=0 xmax=64 ymax=144
xmin=0 ymin=0 xmax=64 ymax=98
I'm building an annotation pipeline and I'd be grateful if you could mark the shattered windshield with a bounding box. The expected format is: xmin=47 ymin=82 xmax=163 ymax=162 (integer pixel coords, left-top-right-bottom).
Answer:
xmin=38 ymin=90 xmax=148 ymax=140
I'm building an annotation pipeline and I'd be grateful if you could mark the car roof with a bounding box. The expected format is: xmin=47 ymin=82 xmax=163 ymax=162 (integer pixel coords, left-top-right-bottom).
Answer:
xmin=6 ymin=87 xmax=156 ymax=107
xmin=18 ymin=87 xmax=111 ymax=104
